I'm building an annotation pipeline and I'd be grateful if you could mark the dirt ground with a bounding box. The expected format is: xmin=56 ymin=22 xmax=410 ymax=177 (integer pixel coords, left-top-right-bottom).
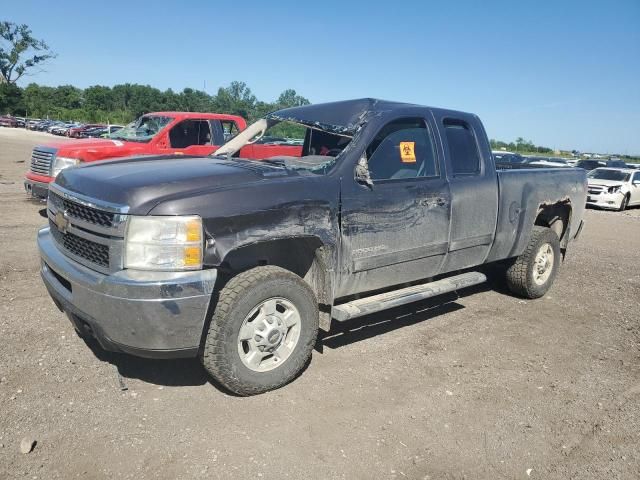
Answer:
xmin=0 ymin=127 xmax=639 ymax=480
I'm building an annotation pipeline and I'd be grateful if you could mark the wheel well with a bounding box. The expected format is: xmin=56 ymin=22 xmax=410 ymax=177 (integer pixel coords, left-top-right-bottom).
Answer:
xmin=221 ymin=237 xmax=322 ymax=277
xmin=220 ymin=237 xmax=334 ymax=331
xmin=534 ymin=201 xmax=572 ymax=245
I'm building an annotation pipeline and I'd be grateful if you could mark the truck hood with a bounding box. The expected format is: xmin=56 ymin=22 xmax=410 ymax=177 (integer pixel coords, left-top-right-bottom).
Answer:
xmin=55 ymin=155 xmax=290 ymax=214
xmin=43 ymin=138 xmax=150 ymax=160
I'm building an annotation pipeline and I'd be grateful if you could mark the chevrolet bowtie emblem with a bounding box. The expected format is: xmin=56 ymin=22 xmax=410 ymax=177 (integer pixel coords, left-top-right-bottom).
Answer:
xmin=55 ymin=210 xmax=69 ymax=233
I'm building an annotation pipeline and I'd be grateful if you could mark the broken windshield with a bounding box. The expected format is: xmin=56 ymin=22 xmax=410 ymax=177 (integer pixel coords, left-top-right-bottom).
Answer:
xmin=111 ymin=115 xmax=174 ymax=143
xmin=214 ymin=118 xmax=353 ymax=174
xmin=588 ymin=169 xmax=630 ymax=182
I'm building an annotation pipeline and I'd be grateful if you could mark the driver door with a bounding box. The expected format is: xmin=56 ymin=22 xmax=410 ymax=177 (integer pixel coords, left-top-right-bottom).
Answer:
xmin=338 ymin=116 xmax=451 ymax=298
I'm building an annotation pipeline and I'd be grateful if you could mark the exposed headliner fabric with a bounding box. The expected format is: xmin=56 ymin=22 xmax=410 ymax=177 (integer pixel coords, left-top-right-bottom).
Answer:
xmin=266 ymin=98 xmax=418 ymax=136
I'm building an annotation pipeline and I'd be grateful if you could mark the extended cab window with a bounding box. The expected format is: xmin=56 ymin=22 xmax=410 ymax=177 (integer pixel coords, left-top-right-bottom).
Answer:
xmin=366 ymin=118 xmax=438 ymax=181
xmin=443 ymin=119 xmax=481 ymax=175
xmin=169 ymin=120 xmax=212 ymax=148
xmin=221 ymin=120 xmax=240 ymax=142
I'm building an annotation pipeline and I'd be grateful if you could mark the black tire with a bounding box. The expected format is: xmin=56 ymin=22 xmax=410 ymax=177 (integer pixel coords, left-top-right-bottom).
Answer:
xmin=201 ymin=266 xmax=319 ymax=396
xmin=618 ymin=194 xmax=630 ymax=212
xmin=505 ymin=226 xmax=561 ymax=299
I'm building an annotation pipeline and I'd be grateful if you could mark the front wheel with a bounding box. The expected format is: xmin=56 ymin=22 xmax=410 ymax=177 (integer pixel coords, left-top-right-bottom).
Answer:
xmin=201 ymin=266 xmax=319 ymax=396
xmin=505 ymin=226 xmax=561 ymax=299
xmin=618 ymin=194 xmax=630 ymax=211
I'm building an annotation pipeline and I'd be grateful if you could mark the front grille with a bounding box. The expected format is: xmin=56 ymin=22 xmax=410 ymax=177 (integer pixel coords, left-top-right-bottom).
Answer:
xmin=30 ymin=149 xmax=54 ymax=175
xmin=49 ymin=191 xmax=115 ymax=227
xmin=49 ymin=220 xmax=110 ymax=268
xmin=48 ymin=185 xmax=126 ymax=273
xmin=588 ymin=186 xmax=607 ymax=195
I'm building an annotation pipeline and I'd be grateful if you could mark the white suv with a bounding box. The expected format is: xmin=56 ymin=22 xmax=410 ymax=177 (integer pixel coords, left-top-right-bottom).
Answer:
xmin=587 ymin=168 xmax=640 ymax=211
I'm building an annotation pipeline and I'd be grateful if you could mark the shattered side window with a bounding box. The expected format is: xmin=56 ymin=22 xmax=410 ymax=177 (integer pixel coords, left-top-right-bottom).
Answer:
xmin=219 ymin=118 xmax=353 ymax=174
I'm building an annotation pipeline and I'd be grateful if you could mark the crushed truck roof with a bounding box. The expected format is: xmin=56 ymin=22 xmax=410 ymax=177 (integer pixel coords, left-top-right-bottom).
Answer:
xmin=266 ymin=98 xmax=420 ymax=136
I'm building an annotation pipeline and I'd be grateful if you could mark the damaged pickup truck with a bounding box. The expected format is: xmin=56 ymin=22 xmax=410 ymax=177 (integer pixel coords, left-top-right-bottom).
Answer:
xmin=37 ymin=99 xmax=587 ymax=395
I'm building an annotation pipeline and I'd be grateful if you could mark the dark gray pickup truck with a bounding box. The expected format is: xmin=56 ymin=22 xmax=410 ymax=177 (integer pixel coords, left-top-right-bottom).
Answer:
xmin=38 ymin=99 xmax=587 ymax=395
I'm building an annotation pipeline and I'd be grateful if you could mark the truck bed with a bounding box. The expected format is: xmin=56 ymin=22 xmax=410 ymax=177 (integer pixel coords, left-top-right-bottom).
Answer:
xmin=486 ymin=166 xmax=587 ymax=262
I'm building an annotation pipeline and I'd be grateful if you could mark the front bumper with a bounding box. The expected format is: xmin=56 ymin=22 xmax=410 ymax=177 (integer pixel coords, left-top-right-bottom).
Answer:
xmin=24 ymin=179 xmax=50 ymax=199
xmin=38 ymin=227 xmax=218 ymax=358
xmin=586 ymin=192 xmax=624 ymax=210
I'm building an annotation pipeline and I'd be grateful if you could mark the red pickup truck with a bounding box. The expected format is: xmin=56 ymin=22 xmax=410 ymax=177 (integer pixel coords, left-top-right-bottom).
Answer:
xmin=24 ymin=111 xmax=301 ymax=198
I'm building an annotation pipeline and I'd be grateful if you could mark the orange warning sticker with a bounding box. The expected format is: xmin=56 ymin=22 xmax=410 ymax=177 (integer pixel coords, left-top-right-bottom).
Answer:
xmin=400 ymin=141 xmax=416 ymax=163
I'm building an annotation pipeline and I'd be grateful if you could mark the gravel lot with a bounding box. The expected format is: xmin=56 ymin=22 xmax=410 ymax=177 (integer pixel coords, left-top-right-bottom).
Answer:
xmin=1 ymin=128 xmax=639 ymax=480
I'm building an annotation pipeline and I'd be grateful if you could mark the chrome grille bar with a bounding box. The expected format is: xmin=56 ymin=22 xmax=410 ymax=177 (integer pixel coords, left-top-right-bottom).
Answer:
xmin=30 ymin=147 xmax=57 ymax=176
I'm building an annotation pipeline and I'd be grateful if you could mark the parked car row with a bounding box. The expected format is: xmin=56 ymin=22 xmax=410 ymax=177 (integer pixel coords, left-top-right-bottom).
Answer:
xmin=0 ymin=115 xmax=125 ymax=139
xmin=493 ymin=152 xmax=640 ymax=211
xmin=29 ymin=119 xmax=125 ymax=138
xmin=493 ymin=151 xmax=574 ymax=167
xmin=573 ymin=159 xmax=638 ymax=170
xmin=0 ymin=115 xmax=24 ymax=128
xmin=492 ymin=151 xmax=639 ymax=171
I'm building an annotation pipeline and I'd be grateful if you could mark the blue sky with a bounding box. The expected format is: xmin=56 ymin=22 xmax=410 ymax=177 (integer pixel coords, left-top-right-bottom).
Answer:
xmin=4 ymin=0 xmax=639 ymax=153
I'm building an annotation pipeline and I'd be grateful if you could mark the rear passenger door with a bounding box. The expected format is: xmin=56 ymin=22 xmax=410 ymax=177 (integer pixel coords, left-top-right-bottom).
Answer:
xmin=433 ymin=114 xmax=499 ymax=272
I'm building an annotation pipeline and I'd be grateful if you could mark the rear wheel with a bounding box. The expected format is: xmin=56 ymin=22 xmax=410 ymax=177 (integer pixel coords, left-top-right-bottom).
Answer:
xmin=505 ymin=226 xmax=560 ymax=299
xmin=201 ymin=266 xmax=319 ymax=396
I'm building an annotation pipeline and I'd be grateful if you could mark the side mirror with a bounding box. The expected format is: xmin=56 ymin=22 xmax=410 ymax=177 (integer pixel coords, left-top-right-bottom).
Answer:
xmin=355 ymin=154 xmax=373 ymax=188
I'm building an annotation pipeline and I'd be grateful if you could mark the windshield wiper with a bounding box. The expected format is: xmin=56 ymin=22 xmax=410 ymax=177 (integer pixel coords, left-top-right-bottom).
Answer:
xmin=258 ymin=158 xmax=287 ymax=168
xmin=221 ymin=156 xmax=288 ymax=169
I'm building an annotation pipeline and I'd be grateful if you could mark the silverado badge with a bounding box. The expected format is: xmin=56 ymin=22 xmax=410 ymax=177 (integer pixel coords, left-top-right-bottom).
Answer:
xmin=54 ymin=210 xmax=69 ymax=233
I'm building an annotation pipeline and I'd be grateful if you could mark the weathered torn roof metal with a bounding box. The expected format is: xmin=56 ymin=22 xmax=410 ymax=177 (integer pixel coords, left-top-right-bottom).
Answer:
xmin=266 ymin=98 xmax=418 ymax=136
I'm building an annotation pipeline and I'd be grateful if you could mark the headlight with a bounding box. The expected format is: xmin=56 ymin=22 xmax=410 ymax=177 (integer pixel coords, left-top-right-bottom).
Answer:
xmin=51 ymin=156 xmax=80 ymax=177
xmin=125 ymin=216 xmax=203 ymax=271
xmin=607 ymin=186 xmax=621 ymax=194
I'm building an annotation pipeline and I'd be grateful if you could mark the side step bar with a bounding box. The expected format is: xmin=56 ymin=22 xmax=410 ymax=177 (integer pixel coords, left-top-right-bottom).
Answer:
xmin=332 ymin=271 xmax=487 ymax=322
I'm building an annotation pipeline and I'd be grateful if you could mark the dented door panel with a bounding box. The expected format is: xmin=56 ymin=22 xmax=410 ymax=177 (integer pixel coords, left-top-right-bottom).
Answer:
xmin=338 ymin=177 xmax=451 ymax=297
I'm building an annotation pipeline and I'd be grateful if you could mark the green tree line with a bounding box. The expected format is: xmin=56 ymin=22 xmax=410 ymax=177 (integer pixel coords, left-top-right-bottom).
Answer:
xmin=490 ymin=137 xmax=553 ymax=154
xmin=4 ymin=80 xmax=635 ymax=157
xmin=0 ymin=81 xmax=310 ymax=128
